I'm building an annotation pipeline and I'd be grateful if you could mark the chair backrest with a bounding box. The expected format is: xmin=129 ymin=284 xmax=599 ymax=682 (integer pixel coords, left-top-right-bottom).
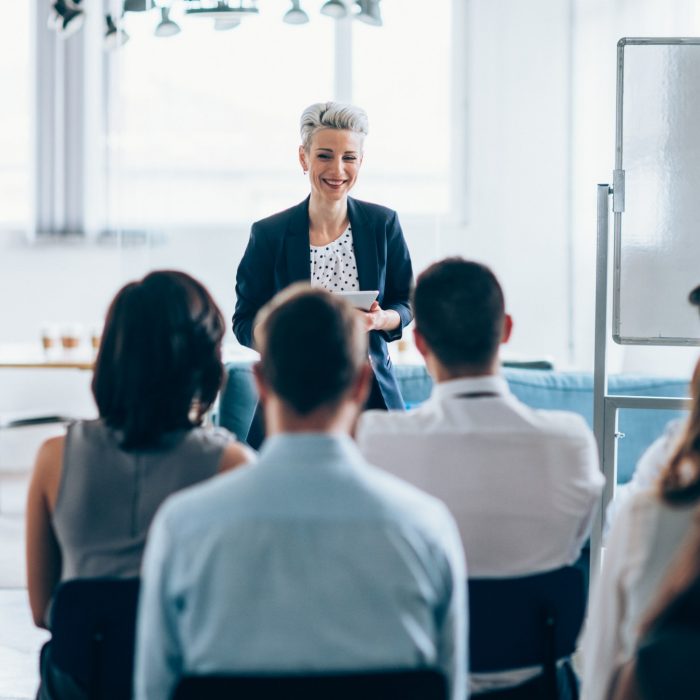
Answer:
xmin=172 ymin=669 xmax=447 ymax=700
xmin=468 ymin=565 xmax=586 ymax=674
xmin=633 ymin=575 xmax=700 ymax=699
xmin=50 ymin=577 xmax=140 ymax=700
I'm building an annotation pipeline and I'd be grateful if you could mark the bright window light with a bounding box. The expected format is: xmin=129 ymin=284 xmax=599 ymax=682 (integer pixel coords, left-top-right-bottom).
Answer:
xmin=351 ymin=0 xmax=452 ymax=215
xmin=0 ymin=2 xmax=30 ymax=227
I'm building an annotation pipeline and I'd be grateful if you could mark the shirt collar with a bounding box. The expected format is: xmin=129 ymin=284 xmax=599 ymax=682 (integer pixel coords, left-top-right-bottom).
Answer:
xmin=259 ymin=432 xmax=364 ymax=468
xmin=430 ymin=374 xmax=511 ymax=401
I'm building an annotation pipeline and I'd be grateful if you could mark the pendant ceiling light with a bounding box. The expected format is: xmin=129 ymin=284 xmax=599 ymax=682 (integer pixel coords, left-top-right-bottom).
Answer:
xmin=123 ymin=0 xmax=154 ymax=12
xmin=214 ymin=17 xmax=242 ymax=30
xmin=48 ymin=0 xmax=85 ymax=38
xmin=354 ymin=0 xmax=381 ymax=26
xmin=185 ymin=0 xmax=258 ymax=20
xmin=320 ymin=0 xmax=347 ymax=19
xmin=48 ymin=0 xmax=379 ymax=48
xmin=283 ymin=0 xmax=309 ymax=25
xmin=104 ymin=14 xmax=130 ymax=50
xmin=154 ymin=7 xmax=181 ymax=37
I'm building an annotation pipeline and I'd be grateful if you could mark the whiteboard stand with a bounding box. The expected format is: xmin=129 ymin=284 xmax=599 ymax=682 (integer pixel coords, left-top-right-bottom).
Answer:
xmin=592 ymin=203 xmax=691 ymax=581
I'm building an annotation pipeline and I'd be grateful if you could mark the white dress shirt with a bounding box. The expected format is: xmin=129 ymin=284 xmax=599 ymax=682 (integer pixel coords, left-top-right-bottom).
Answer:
xmin=134 ymin=434 xmax=466 ymax=700
xmin=356 ymin=375 xmax=604 ymax=693
xmin=579 ymin=492 xmax=695 ymax=700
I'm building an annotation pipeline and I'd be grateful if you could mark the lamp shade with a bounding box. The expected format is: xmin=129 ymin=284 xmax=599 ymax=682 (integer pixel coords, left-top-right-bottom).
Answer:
xmin=185 ymin=1 xmax=258 ymax=20
xmin=214 ymin=17 xmax=242 ymax=30
xmin=320 ymin=0 xmax=347 ymax=18
xmin=123 ymin=0 xmax=153 ymax=12
xmin=154 ymin=7 xmax=181 ymax=37
xmin=283 ymin=0 xmax=309 ymax=24
xmin=50 ymin=0 xmax=85 ymax=38
xmin=355 ymin=0 xmax=381 ymax=26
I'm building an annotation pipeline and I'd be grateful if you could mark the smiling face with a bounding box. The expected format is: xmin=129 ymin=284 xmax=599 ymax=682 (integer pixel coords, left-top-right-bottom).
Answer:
xmin=299 ymin=128 xmax=364 ymax=204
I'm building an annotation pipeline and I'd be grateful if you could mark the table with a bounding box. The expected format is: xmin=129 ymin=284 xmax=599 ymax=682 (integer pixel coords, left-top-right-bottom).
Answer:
xmin=0 ymin=343 xmax=95 ymax=371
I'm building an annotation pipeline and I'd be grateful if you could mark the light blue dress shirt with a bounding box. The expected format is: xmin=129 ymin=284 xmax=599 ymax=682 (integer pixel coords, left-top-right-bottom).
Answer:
xmin=134 ymin=433 xmax=467 ymax=700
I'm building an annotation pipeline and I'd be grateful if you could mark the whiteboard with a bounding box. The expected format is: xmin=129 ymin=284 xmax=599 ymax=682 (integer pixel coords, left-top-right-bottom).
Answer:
xmin=613 ymin=39 xmax=700 ymax=345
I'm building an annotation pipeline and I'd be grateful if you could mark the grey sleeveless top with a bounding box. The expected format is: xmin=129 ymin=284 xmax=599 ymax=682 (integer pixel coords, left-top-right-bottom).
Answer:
xmin=52 ymin=419 xmax=233 ymax=580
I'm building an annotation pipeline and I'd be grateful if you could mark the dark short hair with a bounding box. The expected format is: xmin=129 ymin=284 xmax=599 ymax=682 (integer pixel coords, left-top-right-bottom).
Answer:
xmin=690 ymin=285 xmax=700 ymax=308
xmin=92 ymin=270 xmax=225 ymax=449
xmin=255 ymin=285 xmax=367 ymax=415
xmin=413 ymin=258 xmax=505 ymax=369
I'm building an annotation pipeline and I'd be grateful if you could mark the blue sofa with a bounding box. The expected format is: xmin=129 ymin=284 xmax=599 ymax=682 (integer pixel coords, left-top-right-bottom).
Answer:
xmin=217 ymin=362 xmax=690 ymax=484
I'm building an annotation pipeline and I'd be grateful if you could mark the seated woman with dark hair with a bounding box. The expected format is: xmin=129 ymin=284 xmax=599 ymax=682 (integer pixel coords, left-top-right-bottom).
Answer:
xmin=26 ymin=271 xmax=253 ymax=694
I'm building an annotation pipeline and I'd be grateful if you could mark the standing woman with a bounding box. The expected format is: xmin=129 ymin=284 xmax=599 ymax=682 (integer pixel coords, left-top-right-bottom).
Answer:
xmin=233 ymin=102 xmax=413 ymax=447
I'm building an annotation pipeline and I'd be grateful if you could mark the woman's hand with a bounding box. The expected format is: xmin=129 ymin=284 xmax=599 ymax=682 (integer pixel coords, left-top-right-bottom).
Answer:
xmin=360 ymin=301 xmax=401 ymax=333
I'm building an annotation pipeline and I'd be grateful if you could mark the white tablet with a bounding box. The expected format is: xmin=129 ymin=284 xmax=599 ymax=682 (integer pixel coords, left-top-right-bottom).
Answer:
xmin=335 ymin=290 xmax=379 ymax=311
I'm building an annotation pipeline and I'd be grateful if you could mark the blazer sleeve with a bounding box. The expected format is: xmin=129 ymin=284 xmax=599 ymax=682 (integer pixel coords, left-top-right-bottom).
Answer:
xmin=232 ymin=223 xmax=275 ymax=350
xmin=379 ymin=211 xmax=413 ymax=343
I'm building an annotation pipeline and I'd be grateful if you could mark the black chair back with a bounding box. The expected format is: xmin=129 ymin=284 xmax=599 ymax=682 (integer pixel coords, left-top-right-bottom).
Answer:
xmin=173 ymin=669 xmax=447 ymax=700
xmin=50 ymin=577 xmax=140 ymax=700
xmin=468 ymin=565 xmax=586 ymax=699
xmin=634 ymin=576 xmax=700 ymax=699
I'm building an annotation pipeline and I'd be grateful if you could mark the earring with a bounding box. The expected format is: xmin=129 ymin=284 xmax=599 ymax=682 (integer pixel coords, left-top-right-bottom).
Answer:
xmin=303 ymin=170 xmax=307 ymax=175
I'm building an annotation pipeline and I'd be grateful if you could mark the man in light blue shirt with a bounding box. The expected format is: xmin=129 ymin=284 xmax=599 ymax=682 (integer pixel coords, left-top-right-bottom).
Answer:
xmin=134 ymin=284 xmax=467 ymax=700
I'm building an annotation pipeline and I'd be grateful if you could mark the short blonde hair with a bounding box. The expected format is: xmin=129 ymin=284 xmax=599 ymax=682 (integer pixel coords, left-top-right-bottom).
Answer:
xmin=299 ymin=101 xmax=369 ymax=152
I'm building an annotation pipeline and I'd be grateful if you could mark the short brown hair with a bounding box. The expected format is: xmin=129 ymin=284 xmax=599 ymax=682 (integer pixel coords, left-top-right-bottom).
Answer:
xmin=92 ymin=270 xmax=225 ymax=449
xmin=255 ymin=285 xmax=367 ymax=415
xmin=413 ymin=258 xmax=505 ymax=370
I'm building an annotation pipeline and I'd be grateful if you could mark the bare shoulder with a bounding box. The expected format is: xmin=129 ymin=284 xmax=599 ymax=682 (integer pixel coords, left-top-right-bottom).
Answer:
xmin=34 ymin=435 xmax=65 ymax=475
xmin=30 ymin=435 xmax=65 ymax=508
xmin=218 ymin=441 xmax=256 ymax=472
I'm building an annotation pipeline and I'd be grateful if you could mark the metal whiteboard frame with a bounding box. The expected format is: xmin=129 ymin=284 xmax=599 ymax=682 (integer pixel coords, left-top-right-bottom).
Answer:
xmin=612 ymin=37 xmax=700 ymax=347
xmin=592 ymin=37 xmax=698 ymax=578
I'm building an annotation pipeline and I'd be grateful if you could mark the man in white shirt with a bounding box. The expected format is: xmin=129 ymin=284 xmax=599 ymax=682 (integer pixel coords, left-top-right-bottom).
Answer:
xmin=356 ymin=258 xmax=604 ymax=694
xmin=135 ymin=285 xmax=466 ymax=700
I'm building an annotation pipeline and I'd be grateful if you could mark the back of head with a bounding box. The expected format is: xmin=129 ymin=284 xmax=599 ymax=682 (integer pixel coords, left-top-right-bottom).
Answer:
xmin=299 ymin=101 xmax=369 ymax=152
xmin=255 ymin=285 xmax=367 ymax=415
xmin=92 ymin=270 xmax=225 ymax=449
xmin=413 ymin=258 xmax=505 ymax=371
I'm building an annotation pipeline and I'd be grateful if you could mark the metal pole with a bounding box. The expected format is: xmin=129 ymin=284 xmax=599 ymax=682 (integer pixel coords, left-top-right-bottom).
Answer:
xmin=590 ymin=183 xmax=612 ymax=580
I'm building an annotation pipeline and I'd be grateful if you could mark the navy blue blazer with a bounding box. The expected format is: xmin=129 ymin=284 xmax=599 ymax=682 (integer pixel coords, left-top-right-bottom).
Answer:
xmin=233 ymin=196 xmax=413 ymax=409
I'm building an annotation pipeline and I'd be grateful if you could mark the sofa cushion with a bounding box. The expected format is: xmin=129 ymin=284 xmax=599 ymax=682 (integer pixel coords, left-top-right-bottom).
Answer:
xmin=217 ymin=362 xmax=689 ymax=485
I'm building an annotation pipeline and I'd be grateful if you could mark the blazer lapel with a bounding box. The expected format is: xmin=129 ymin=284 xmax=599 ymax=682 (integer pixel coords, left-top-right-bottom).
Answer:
xmin=285 ymin=197 xmax=312 ymax=284
xmin=348 ymin=198 xmax=379 ymax=291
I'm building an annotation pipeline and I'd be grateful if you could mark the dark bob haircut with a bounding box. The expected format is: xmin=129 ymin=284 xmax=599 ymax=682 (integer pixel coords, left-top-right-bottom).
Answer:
xmin=255 ymin=284 xmax=367 ymax=415
xmin=413 ymin=258 xmax=505 ymax=370
xmin=92 ymin=270 xmax=225 ymax=449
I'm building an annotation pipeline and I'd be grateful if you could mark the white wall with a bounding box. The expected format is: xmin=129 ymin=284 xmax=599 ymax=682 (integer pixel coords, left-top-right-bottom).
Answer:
xmin=456 ymin=0 xmax=574 ymax=366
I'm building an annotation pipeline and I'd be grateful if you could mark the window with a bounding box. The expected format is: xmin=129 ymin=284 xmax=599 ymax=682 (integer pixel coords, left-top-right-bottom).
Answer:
xmin=105 ymin=0 xmax=454 ymax=227
xmin=106 ymin=0 xmax=334 ymax=227
xmin=351 ymin=0 xmax=452 ymax=215
xmin=0 ymin=2 xmax=31 ymax=227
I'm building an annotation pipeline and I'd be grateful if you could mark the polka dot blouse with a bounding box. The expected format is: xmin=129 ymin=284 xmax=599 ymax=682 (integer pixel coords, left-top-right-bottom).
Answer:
xmin=309 ymin=227 xmax=360 ymax=293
